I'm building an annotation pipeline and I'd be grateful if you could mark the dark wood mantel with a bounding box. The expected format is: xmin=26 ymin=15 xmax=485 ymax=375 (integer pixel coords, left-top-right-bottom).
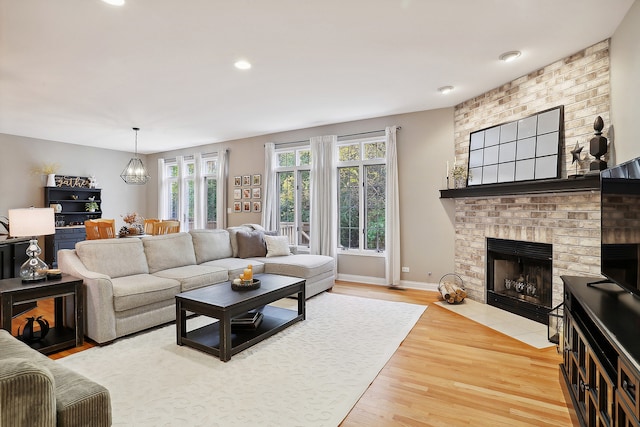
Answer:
xmin=439 ymin=173 xmax=600 ymax=198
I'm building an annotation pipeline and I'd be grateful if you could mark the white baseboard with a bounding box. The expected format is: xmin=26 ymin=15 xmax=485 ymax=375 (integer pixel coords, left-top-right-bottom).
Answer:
xmin=337 ymin=274 xmax=388 ymax=286
xmin=336 ymin=274 xmax=439 ymax=292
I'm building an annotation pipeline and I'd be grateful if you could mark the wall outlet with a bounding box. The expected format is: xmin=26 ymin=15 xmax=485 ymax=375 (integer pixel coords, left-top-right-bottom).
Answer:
xmin=401 ymin=266 xmax=410 ymax=273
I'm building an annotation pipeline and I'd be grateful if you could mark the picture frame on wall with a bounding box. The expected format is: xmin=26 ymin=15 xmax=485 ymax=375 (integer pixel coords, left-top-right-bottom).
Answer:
xmin=233 ymin=189 xmax=241 ymax=200
xmin=252 ymin=201 xmax=262 ymax=213
xmin=242 ymin=188 xmax=251 ymax=199
xmin=252 ymin=187 xmax=261 ymax=199
xmin=234 ymin=176 xmax=242 ymax=186
xmin=233 ymin=201 xmax=242 ymax=213
xmin=243 ymin=201 xmax=251 ymax=212
xmin=252 ymin=174 xmax=261 ymax=186
xmin=242 ymin=175 xmax=251 ymax=186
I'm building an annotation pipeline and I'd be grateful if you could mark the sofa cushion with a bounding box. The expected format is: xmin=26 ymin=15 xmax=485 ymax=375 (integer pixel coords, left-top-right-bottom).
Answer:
xmin=152 ymin=264 xmax=229 ymax=292
xmin=264 ymin=235 xmax=291 ymax=257
xmin=76 ymin=238 xmax=148 ymax=278
xmin=189 ymin=229 xmax=233 ymax=264
xmin=254 ymin=254 xmax=335 ymax=278
xmin=142 ymin=233 xmax=197 ymax=274
xmin=0 ymin=330 xmax=112 ymax=427
xmin=111 ymin=274 xmax=181 ymax=312
xmin=201 ymin=258 xmax=265 ymax=280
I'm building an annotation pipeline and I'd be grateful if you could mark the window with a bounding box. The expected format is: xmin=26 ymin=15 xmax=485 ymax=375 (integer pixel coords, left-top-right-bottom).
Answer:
xmin=337 ymin=137 xmax=386 ymax=252
xmin=184 ymin=160 xmax=195 ymax=230
xmin=203 ymin=157 xmax=218 ymax=229
xmin=162 ymin=154 xmax=218 ymax=230
xmin=276 ymin=147 xmax=311 ymax=247
xmin=166 ymin=163 xmax=179 ymax=220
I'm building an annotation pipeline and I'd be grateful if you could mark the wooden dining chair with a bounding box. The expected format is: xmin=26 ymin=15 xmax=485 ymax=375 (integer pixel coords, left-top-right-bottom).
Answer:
xmin=96 ymin=220 xmax=116 ymax=239
xmin=144 ymin=219 xmax=160 ymax=235
xmin=85 ymin=219 xmax=116 ymax=240
xmin=84 ymin=220 xmax=100 ymax=240
xmin=152 ymin=220 xmax=180 ymax=235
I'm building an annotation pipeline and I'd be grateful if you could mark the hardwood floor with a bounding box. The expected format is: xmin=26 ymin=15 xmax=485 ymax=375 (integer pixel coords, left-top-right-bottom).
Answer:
xmin=13 ymin=281 xmax=574 ymax=426
xmin=331 ymin=282 xmax=574 ymax=427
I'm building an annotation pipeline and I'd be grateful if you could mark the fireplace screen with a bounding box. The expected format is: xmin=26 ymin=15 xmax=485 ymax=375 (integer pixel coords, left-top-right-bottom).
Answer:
xmin=486 ymin=238 xmax=552 ymax=324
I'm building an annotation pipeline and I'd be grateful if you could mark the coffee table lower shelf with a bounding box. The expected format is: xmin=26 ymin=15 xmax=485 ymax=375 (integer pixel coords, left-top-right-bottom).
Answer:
xmin=180 ymin=305 xmax=302 ymax=359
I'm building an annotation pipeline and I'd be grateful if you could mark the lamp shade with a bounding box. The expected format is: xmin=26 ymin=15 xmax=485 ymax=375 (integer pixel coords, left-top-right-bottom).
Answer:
xmin=8 ymin=208 xmax=55 ymax=237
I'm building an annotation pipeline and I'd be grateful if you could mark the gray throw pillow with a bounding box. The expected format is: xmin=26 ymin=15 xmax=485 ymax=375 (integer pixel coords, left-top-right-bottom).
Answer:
xmin=236 ymin=230 xmax=267 ymax=258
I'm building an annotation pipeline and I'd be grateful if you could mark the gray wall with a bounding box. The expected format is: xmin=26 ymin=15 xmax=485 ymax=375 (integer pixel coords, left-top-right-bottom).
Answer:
xmin=146 ymin=108 xmax=456 ymax=286
xmin=611 ymin=0 xmax=640 ymax=164
xmin=0 ymin=133 xmax=148 ymax=235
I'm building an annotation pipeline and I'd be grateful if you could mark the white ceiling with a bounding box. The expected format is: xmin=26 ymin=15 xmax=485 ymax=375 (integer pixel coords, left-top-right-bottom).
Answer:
xmin=0 ymin=0 xmax=634 ymax=154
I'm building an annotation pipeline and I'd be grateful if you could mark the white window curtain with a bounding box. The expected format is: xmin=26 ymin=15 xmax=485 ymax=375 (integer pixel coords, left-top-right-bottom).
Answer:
xmin=310 ymin=135 xmax=337 ymax=259
xmin=157 ymin=158 xmax=167 ymax=220
xmin=216 ymin=149 xmax=228 ymax=229
xmin=262 ymin=142 xmax=278 ymax=231
xmin=385 ymin=126 xmax=401 ymax=287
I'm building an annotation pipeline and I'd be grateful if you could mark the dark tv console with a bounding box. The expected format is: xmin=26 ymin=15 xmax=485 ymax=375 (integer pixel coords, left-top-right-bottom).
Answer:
xmin=561 ymin=275 xmax=640 ymax=426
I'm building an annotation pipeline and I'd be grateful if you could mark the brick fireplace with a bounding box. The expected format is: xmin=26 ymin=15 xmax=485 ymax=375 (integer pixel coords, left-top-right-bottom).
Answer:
xmin=453 ymin=189 xmax=601 ymax=310
xmin=446 ymin=40 xmax=610 ymax=318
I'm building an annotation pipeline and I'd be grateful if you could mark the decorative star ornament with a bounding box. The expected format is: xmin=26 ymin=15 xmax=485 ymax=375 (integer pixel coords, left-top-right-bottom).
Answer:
xmin=571 ymin=141 xmax=583 ymax=164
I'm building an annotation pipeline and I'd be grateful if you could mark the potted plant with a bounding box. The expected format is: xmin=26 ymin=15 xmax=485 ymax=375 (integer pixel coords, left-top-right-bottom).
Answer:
xmin=85 ymin=201 xmax=99 ymax=212
xmin=452 ymin=165 xmax=470 ymax=188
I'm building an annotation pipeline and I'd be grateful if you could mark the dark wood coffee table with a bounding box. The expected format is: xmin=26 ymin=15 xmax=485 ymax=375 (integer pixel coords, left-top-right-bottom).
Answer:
xmin=175 ymin=273 xmax=305 ymax=362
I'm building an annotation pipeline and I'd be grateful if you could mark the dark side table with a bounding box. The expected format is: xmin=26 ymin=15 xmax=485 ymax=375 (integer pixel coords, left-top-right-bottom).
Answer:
xmin=0 ymin=274 xmax=84 ymax=354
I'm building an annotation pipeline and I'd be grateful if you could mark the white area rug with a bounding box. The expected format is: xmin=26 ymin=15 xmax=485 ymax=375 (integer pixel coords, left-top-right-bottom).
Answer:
xmin=59 ymin=292 xmax=426 ymax=427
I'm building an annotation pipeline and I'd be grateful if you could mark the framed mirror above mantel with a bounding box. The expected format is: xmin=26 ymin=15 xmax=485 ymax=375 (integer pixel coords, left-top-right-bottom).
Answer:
xmin=466 ymin=106 xmax=564 ymax=187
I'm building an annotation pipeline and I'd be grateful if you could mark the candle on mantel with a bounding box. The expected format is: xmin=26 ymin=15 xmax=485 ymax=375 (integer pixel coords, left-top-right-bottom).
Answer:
xmin=446 ymin=161 xmax=450 ymax=178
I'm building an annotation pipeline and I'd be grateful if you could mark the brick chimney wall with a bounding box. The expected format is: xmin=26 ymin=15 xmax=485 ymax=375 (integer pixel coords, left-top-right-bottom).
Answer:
xmin=452 ymin=40 xmax=610 ymax=307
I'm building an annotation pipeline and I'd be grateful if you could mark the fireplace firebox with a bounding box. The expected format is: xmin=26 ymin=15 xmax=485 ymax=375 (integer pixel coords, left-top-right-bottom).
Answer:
xmin=486 ymin=238 xmax=552 ymax=324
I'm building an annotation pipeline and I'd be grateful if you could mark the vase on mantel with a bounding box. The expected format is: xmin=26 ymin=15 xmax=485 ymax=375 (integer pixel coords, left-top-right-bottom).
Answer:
xmin=454 ymin=178 xmax=466 ymax=189
xmin=46 ymin=174 xmax=56 ymax=187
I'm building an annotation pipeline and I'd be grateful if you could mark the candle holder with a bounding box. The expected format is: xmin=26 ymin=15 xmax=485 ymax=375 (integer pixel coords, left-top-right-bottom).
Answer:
xmin=231 ymin=278 xmax=261 ymax=291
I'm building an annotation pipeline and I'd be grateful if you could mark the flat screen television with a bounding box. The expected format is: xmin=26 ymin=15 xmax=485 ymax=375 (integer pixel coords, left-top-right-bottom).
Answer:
xmin=600 ymin=157 xmax=640 ymax=297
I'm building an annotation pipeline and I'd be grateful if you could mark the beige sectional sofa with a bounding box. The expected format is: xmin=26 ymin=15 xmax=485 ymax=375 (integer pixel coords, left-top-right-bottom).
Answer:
xmin=58 ymin=226 xmax=334 ymax=344
xmin=0 ymin=329 xmax=111 ymax=427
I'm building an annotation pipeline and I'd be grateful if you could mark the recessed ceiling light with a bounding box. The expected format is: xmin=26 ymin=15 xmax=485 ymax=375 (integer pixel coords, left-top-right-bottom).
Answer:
xmin=499 ymin=51 xmax=521 ymax=62
xmin=234 ymin=60 xmax=252 ymax=70
xmin=101 ymin=0 xmax=125 ymax=5
xmin=438 ymin=85 xmax=454 ymax=94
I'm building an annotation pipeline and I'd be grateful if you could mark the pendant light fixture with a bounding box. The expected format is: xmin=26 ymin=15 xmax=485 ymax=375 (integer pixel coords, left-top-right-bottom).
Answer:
xmin=120 ymin=127 xmax=150 ymax=185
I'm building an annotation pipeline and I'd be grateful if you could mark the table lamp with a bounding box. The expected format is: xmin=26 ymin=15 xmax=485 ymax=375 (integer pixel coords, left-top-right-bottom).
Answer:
xmin=8 ymin=207 xmax=55 ymax=283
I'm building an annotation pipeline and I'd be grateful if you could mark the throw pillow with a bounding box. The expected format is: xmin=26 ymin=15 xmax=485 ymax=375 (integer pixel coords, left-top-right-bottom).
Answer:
xmin=236 ymin=230 xmax=267 ymax=258
xmin=264 ymin=235 xmax=291 ymax=257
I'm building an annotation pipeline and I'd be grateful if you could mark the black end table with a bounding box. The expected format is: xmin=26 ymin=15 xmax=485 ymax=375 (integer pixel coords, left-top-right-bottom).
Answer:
xmin=0 ymin=274 xmax=84 ymax=354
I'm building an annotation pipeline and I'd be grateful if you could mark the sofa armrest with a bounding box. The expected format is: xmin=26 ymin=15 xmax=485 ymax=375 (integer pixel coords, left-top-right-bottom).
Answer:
xmin=0 ymin=358 xmax=56 ymax=427
xmin=58 ymin=249 xmax=118 ymax=344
